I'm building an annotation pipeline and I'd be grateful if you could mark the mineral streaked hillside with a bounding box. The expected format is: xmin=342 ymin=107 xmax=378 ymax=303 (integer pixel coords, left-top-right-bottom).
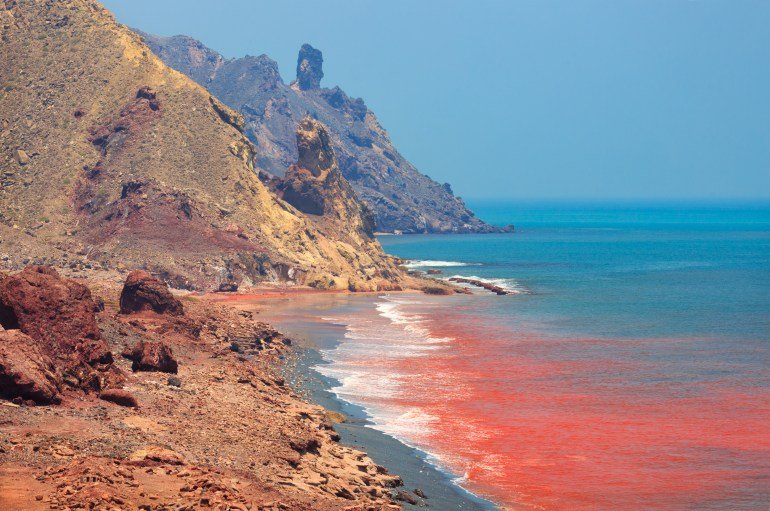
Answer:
xmin=137 ymin=32 xmax=507 ymax=234
xmin=0 ymin=0 xmax=401 ymax=291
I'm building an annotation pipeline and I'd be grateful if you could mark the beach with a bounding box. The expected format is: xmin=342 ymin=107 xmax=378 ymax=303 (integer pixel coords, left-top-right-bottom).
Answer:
xmin=215 ymin=281 xmax=770 ymax=511
xmin=209 ymin=290 xmax=500 ymax=511
xmin=209 ymin=201 xmax=770 ymax=511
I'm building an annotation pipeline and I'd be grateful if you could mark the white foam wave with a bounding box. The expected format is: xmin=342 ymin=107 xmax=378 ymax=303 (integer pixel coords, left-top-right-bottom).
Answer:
xmin=312 ymin=295 xmax=494 ymax=502
xmin=403 ymin=259 xmax=480 ymax=268
xmin=375 ymin=301 xmax=451 ymax=344
xmin=365 ymin=406 xmax=441 ymax=441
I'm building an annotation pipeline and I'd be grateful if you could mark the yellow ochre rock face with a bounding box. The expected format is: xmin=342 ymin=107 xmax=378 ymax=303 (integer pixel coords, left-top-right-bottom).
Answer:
xmin=0 ymin=0 xmax=402 ymax=291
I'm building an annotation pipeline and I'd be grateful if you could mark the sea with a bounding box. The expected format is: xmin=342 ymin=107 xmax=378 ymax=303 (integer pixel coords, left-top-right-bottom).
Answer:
xmin=274 ymin=201 xmax=770 ymax=511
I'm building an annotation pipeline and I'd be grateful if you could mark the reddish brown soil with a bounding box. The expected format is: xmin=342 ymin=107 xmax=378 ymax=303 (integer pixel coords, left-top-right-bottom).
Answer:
xmin=0 ymin=276 xmax=402 ymax=511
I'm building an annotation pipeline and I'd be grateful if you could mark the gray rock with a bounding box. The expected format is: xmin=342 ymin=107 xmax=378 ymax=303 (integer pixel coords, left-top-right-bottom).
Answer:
xmin=296 ymin=43 xmax=323 ymax=90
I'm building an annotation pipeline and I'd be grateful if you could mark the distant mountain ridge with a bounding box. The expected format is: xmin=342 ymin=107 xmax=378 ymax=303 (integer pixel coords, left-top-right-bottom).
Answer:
xmin=136 ymin=31 xmax=507 ymax=234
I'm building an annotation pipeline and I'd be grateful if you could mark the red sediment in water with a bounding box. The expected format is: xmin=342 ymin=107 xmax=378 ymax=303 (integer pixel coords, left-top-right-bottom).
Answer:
xmin=344 ymin=300 xmax=770 ymax=511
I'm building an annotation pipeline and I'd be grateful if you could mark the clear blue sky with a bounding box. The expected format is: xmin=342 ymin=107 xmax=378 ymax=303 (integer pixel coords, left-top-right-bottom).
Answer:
xmin=102 ymin=0 xmax=770 ymax=200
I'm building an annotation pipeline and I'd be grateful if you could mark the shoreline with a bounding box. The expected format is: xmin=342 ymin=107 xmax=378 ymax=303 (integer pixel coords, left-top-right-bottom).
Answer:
xmin=229 ymin=292 xmax=501 ymax=511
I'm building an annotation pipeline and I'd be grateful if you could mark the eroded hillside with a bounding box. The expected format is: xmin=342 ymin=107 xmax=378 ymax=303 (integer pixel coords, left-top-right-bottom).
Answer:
xmin=0 ymin=0 xmax=401 ymax=291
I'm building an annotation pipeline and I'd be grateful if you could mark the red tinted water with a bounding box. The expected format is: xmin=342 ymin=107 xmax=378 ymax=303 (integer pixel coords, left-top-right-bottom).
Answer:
xmin=353 ymin=299 xmax=770 ymax=511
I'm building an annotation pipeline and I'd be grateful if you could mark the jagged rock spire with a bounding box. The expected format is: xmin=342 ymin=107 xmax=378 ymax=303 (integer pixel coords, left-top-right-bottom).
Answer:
xmin=296 ymin=44 xmax=323 ymax=90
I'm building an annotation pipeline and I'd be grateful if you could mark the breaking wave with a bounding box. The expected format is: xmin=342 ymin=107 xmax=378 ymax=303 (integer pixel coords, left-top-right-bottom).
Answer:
xmin=314 ymin=296 xmax=462 ymax=475
xmin=403 ymin=259 xmax=481 ymax=268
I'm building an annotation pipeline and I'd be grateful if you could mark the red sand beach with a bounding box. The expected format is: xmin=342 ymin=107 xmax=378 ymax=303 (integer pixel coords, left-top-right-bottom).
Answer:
xmin=226 ymin=290 xmax=770 ymax=511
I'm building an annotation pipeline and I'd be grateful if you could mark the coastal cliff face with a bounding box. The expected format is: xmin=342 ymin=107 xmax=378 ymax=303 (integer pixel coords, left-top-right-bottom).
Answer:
xmin=0 ymin=0 xmax=401 ymax=290
xmin=137 ymin=33 xmax=502 ymax=233
xmin=269 ymin=117 xmax=395 ymax=291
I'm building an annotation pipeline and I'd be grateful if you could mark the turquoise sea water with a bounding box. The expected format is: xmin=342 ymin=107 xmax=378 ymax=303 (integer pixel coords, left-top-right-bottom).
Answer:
xmin=382 ymin=200 xmax=770 ymax=342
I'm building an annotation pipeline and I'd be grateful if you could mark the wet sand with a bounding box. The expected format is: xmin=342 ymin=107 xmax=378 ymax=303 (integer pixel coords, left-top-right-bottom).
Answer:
xmin=217 ymin=291 xmax=499 ymax=511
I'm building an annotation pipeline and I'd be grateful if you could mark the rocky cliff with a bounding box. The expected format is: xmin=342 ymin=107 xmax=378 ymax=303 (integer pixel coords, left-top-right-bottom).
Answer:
xmin=0 ymin=0 xmax=401 ymax=290
xmin=275 ymin=118 xmax=375 ymax=232
xmin=137 ymin=33 xmax=503 ymax=233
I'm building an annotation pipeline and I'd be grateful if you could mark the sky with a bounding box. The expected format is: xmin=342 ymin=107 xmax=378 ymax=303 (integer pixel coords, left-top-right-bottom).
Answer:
xmin=102 ymin=0 xmax=770 ymax=200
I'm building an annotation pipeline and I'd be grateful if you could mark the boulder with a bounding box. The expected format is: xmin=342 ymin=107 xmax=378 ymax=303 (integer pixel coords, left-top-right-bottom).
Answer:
xmin=0 ymin=266 xmax=118 ymax=400
xmin=423 ymin=286 xmax=452 ymax=295
xmin=394 ymin=491 xmax=419 ymax=505
xmin=122 ymin=340 xmax=178 ymax=374
xmin=0 ymin=266 xmax=109 ymax=363
xmin=0 ymin=330 xmax=61 ymax=404
xmin=99 ymin=389 xmax=138 ymax=407
xmin=216 ymin=282 xmax=238 ymax=293
xmin=119 ymin=270 xmax=184 ymax=316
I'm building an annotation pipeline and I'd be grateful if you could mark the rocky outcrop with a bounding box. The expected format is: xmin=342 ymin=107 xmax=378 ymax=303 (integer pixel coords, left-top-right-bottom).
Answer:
xmin=0 ymin=266 xmax=121 ymax=402
xmin=277 ymin=118 xmax=375 ymax=235
xmin=122 ymin=340 xmax=178 ymax=373
xmin=268 ymin=118 xmax=401 ymax=291
xmin=0 ymin=330 xmax=61 ymax=404
xmin=119 ymin=270 xmax=184 ymax=316
xmin=448 ymin=276 xmax=514 ymax=295
xmin=296 ymin=116 xmax=336 ymax=178
xmin=295 ymin=43 xmax=323 ymax=91
xmin=137 ymin=31 xmax=503 ymax=233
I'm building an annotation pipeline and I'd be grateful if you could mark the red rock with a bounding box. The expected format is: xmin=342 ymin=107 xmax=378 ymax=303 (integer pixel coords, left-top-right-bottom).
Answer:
xmin=119 ymin=270 xmax=184 ymax=316
xmin=99 ymin=389 xmax=138 ymax=407
xmin=128 ymin=446 xmax=184 ymax=466
xmin=0 ymin=266 xmax=111 ymax=365
xmin=0 ymin=330 xmax=61 ymax=404
xmin=122 ymin=340 xmax=178 ymax=374
xmin=0 ymin=266 xmax=119 ymax=401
